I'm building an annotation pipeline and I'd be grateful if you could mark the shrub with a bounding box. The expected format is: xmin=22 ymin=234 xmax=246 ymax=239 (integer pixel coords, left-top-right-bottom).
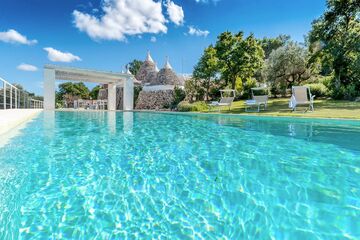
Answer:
xmin=208 ymin=81 xmax=227 ymax=101
xmin=325 ymin=77 xmax=360 ymax=100
xmin=313 ymin=73 xmax=360 ymax=100
xmin=234 ymin=76 xmax=243 ymax=96
xmin=208 ymin=85 xmax=221 ymax=100
xmin=343 ymin=84 xmax=359 ymax=100
xmin=171 ymin=87 xmax=186 ymax=110
xmin=269 ymin=83 xmax=281 ymax=97
xmin=319 ymin=75 xmax=333 ymax=89
xmin=242 ymin=78 xmax=258 ymax=99
xmin=268 ymin=80 xmax=287 ymax=97
xmin=177 ymin=101 xmax=209 ymax=112
xmin=56 ymin=102 xmax=64 ymax=109
xmin=184 ymin=78 xmax=205 ymax=102
xmin=305 ymin=83 xmax=329 ymax=98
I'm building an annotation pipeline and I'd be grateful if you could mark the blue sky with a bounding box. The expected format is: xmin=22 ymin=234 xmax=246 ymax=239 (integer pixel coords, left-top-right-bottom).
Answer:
xmin=0 ymin=0 xmax=326 ymax=95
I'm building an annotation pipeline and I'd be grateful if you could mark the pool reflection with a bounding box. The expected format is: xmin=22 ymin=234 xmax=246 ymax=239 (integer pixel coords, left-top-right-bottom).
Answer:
xmin=189 ymin=114 xmax=360 ymax=152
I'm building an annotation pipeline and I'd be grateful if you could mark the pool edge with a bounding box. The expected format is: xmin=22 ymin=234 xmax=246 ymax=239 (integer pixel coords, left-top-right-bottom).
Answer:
xmin=0 ymin=110 xmax=43 ymax=147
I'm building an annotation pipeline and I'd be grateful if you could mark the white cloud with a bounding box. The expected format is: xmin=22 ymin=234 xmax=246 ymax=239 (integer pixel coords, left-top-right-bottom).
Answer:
xmin=150 ymin=36 xmax=157 ymax=42
xmin=17 ymin=63 xmax=38 ymax=72
xmin=165 ymin=0 xmax=184 ymax=26
xmin=0 ymin=29 xmax=37 ymax=45
xmin=188 ymin=26 xmax=209 ymax=37
xmin=44 ymin=47 xmax=82 ymax=62
xmin=73 ymin=0 xmax=167 ymax=41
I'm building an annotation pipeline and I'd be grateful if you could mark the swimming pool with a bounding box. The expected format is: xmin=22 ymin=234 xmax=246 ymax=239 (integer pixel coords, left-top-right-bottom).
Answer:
xmin=0 ymin=111 xmax=359 ymax=239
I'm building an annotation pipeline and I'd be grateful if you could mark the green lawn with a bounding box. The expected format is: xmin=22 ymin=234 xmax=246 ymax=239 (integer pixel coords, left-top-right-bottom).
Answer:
xmin=196 ymin=98 xmax=360 ymax=120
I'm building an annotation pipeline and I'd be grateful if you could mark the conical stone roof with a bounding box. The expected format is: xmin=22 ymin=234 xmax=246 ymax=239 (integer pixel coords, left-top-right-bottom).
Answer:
xmin=151 ymin=58 xmax=181 ymax=86
xmin=135 ymin=51 xmax=157 ymax=84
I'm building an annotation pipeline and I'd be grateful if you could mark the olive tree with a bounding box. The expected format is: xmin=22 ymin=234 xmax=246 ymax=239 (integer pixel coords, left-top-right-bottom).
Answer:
xmin=262 ymin=42 xmax=312 ymax=96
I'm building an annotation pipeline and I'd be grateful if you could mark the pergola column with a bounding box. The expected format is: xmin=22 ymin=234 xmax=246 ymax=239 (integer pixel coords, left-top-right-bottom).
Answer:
xmin=108 ymin=83 xmax=117 ymax=111
xmin=44 ymin=68 xmax=56 ymax=110
xmin=123 ymin=112 xmax=133 ymax=133
xmin=123 ymin=77 xmax=134 ymax=111
xmin=108 ymin=111 xmax=116 ymax=133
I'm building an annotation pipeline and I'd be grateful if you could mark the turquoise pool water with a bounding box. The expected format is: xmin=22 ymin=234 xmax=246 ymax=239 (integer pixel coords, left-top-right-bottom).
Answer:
xmin=0 ymin=112 xmax=360 ymax=239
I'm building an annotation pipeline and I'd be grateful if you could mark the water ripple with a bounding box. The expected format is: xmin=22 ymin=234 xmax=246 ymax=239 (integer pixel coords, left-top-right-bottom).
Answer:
xmin=0 ymin=112 xmax=359 ymax=239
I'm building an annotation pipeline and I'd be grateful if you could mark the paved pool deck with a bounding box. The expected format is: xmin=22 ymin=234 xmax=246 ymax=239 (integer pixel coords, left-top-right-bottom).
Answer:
xmin=0 ymin=109 xmax=43 ymax=136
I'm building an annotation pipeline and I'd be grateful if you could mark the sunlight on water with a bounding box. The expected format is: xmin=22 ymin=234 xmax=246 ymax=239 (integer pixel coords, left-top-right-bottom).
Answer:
xmin=0 ymin=112 xmax=359 ymax=239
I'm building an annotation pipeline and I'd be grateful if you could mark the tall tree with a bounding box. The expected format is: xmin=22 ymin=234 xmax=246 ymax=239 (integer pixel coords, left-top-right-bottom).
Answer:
xmin=127 ymin=59 xmax=143 ymax=76
xmin=57 ymin=82 xmax=90 ymax=100
xmin=309 ymin=0 xmax=360 ymax=95
xmin=90 ymin=85 xmax=101 ymax=100
xmin=193 ymin=45 xmax=219 ymax=101
xmin=215 ymin=31 xmax=264 ymax=89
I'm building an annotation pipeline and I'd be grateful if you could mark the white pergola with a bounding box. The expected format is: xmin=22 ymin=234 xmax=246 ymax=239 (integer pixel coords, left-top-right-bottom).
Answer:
xmin=44 ymin=65 xmax=135 ymax=111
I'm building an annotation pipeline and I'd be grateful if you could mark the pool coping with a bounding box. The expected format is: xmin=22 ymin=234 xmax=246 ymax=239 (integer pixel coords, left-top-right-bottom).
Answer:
xmin=0 ymin=109 xmax=43 ymax=137
xmin=55 ymin=108 xmax=360 ymax=122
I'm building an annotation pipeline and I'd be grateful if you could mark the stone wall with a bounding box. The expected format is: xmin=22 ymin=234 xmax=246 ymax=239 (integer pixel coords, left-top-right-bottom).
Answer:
xmin=135 ymin=90 xmax=174 ymax=110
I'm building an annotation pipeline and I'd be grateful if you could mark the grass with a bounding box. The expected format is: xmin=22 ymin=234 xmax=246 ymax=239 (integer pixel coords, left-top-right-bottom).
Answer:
xmin=183 ymin=98 xmax=360 ymax=120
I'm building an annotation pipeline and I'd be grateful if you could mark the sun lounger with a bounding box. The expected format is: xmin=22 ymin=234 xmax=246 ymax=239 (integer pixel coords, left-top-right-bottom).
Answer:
xmin=245 ymin=88 xmax=269 ymax=112
xmin=289 ymin=86 xmax=315 ymax=112
xmin=209 ymin=90 xmax=235 ymax=111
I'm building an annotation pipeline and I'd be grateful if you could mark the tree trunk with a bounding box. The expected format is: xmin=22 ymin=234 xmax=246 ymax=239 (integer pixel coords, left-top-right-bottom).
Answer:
xmin=231 ymin=76 xmax=236 ymax=90
xmin=205 ymin=79 xmax=210 ymax=101
xmin=335 ymin=67 xmax=342 ymax=90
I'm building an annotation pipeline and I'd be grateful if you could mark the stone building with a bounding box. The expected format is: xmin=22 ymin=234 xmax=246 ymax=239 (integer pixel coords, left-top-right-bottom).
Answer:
xmin=136 ymin=52 xmax=158 ymax=85
xmin=135 ymin=52 xmax=185 ymax=110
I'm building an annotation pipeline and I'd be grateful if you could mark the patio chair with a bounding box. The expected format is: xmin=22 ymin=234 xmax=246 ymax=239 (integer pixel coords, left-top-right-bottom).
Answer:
xmin=209 ymin=90 xmax=235 ymax=111
xmin=96 ymin=100 xmax=107 ymax=110
xmin=245 ymin=87 xmax=269 ymax=112
xmin=289 ymin=86 xmax=315 ymax=112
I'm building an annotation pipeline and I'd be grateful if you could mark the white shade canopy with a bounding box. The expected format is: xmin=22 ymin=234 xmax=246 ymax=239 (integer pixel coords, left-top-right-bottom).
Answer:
xmin=44 ymin=65 xmax=134 ymax=85
xmin=43 ymin=65 xmax=137 ymax=111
